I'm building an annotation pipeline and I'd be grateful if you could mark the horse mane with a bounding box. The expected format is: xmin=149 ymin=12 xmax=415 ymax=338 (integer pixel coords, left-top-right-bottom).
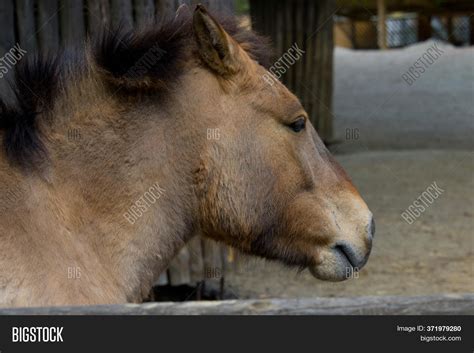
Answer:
xmin=0 ymin=10 xmax=272 ymax=171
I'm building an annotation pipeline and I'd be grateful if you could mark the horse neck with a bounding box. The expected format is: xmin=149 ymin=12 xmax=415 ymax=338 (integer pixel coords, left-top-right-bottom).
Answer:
xmin=39 ymin=88 xmax=202 ymax=300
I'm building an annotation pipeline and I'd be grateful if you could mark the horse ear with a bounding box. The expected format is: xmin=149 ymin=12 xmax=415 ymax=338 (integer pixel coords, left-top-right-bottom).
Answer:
xmin=193 ymin=5 xmax=240 ymax=76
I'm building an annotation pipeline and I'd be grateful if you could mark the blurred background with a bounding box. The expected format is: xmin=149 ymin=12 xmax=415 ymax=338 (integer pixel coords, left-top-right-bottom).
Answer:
xmin=0 ymin=0 xmax=472 ymax=301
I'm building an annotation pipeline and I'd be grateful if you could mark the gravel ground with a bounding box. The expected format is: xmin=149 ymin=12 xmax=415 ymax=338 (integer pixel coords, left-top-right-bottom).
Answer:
xmin=225 ymin=42 xmax=474 ymax=299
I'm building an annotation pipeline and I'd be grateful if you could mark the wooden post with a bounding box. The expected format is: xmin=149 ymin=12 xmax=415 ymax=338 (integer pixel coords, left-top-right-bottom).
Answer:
xmin=349 ymin=18 xmax=356 ymax=49
xmin=60 ymin=0 xmax=86 ymax=47
xmin=37 ymin=0 xmax=60 ymax=52
xmin=155 ymin=0 xmax=177 ymax=22
xmin=470 ymin=15 xmax=474 ymax=45
xmin=134 ymin=0 xmax=155 ymax=28
xmin=187 ymin=236 xmax=205 ymax=283
xmin=469 ymin=16 xmax=474 ymax=45
xmin=417 ymin=13 xmax=432 ymax=42
xmin=86 ymin=0 xmax=111 ymax=37
xmin=15 ymin=0 xmax=37 ymax=53
xmin=377 ymin=0 xmax=387 ymax=49
xmin=168 ymin=247 xmax=191 ymax=286
xmin=110 ymin=0 xmax=133 ymax=29
xmin=155 ymin=272 xmax=168 ymax=286
xmin=0 ymin=0 xmax=15 ymax=104
xmin=0 ymin=0 xmax=14 ymax=52
xmin=446 ymin=15 xmax=454 ymax=43
xmin=198 ymin=0 xmax=234 ymax=15
xmin=201 ymin=238 xmax=225 ymax=298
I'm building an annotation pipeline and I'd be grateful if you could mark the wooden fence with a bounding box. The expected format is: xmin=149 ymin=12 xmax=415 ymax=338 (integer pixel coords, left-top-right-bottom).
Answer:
xmin=0 ymin=294 xmax=472 ymax=315
xmin=0 ymin=0 xmax=233 ymax=101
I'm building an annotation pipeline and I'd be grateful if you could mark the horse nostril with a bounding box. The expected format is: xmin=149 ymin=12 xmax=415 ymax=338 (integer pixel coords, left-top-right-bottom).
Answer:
xmin=335 ymin=243 xmax=356 ymax=268
xmin=334 ymin=242 xmax=369 ymax=269
xmin=369 ymin=216 xmax=375 ymax=240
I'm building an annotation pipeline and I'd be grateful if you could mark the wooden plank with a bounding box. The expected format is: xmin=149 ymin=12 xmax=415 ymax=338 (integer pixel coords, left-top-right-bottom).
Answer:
xmin=446 ymin=15 xmax=454 ymax=43
xmin=284 ymin=0 xmax=295 ymax=89
xmin=302 ymin=0 xmax=315 ymax=117
xmin=187 ymin=236 xmax=204 ymax=283
xmin=0 ymin=0 xmax=14 ymax=51
xmin=201 ymin=238 xmax=224 ymax=297
xmin=168 ymin=246 xmax=191 ymax=285
xmin=15 ymin=0 xmax=37 ymax=53
xmin=293 ymin=0 xmax=305 ymax=102
xmin=0 ymin=0 xmax=16 ymax=104
xmin=110 ymin=0 xmax=133 ymax=29
xmin=274 ymin=0 xmax=284 ymax=58
xmin=134 ymin=0 xmax=155 ymax=28
xmin=202 ymin=0 xmax=234 ymax=15
xmin=232 ymin=249 xmax=255 ymax=275
xmin=37 ymin=0 xmax=60 ymax=52
xmin=417 ymin=13 xmax=432 ymax=42
xmin=319 ymin=0 xmax=334 ymax=140
xmin=202 ymin=239 xmax=224 ymax=282
xmin=155 ymin=0 xmax=177 ymax=22
xmin=60 ymin=0 xmax=86 ymax=47
xmin=312 ymin=0 xmax=325 ymax=135
xmin=155 ymin=271 xmax=168 ymax=286
xmin=471 ymin=15 xmax=474 ymax=46
xmin=249 ymin=0 xmax=264 ymax=34
xmin=1 ymin=294 xmax=473 ymax=315
xmin=377 ymin=0 xmax=387 ymax=49
xmin=86 ymin=0 xmax=111 ymax=38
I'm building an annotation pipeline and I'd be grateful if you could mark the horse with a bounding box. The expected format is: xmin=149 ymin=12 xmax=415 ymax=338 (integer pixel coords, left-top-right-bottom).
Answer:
xmin=0 ymin=5 xmax=374 ymax=307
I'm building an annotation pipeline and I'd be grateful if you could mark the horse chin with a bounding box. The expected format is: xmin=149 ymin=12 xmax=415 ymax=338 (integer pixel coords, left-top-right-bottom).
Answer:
xmin=309 ymin=265 xmax=351 ymax=282
xmin=308 ymin=249 xmax=354 ymax=282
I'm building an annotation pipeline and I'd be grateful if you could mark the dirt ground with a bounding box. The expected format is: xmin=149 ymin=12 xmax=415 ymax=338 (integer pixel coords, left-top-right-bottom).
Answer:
xmin=332 ymin=40 xmax=474 ymax=152
xmin=224 ymin=41 xmax=474 ymax=299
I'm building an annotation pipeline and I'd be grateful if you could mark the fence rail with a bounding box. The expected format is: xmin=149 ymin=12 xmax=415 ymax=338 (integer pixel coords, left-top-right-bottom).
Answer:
xmin=0 ymin=294 xmax=472 ymax=315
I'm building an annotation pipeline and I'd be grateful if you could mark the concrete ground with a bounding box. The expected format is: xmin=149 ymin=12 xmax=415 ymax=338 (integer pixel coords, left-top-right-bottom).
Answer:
xmin=224 ymin=41 xmax=474 ymax=299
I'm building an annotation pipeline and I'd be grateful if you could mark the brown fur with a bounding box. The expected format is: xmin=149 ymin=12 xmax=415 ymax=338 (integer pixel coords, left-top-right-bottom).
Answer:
xmin=0 ymin=6 xmax=372 ymax=307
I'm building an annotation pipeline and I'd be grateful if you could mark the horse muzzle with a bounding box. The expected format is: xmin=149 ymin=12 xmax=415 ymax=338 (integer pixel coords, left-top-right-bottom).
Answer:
xmin=309 ymin=216 xmax=374 ymax=281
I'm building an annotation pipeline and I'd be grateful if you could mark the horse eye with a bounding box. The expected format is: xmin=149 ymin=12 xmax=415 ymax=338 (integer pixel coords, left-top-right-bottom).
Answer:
xmin=288 ymin=118 xmax=306 ymax=133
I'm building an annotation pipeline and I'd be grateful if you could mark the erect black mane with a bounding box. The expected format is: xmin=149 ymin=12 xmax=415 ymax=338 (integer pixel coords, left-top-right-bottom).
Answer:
xmin=0 ymin=54 xmax=62 ymax=170
xmin=0 ymin=10 xmax=272 ymax=172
